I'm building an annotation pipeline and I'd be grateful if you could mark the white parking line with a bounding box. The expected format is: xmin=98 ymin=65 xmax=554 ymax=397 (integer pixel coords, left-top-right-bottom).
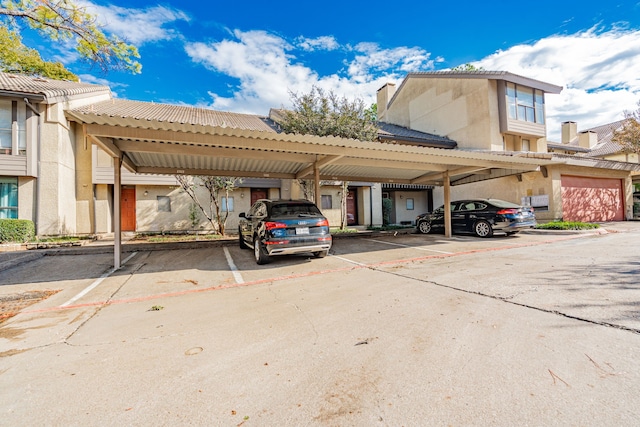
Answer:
xmin=367 ymin=239 xmax=454 ymax=254
xmin=224 ymin=247 xmax=245 ymax=284
xmin=329 ymin=254 xmax=368 ymax=266
xmin=61 ymin=252 xmax=138 ymax=307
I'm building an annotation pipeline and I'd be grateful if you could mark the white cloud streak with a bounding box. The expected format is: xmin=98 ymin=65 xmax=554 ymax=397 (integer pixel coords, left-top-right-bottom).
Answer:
xmin=79 ymin=1 xmax=189 ymax=45
xmin=185 ymin=30 xmax=435 ymax=113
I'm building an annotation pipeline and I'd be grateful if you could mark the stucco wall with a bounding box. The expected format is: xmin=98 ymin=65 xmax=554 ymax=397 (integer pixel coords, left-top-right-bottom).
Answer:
xmin=386 ymin=78 xmax=503 ymax=151
xmin=390 ymin=191 xmax=429 ymax=225
xmin=17 ymin=176 xmax=35 ymax=221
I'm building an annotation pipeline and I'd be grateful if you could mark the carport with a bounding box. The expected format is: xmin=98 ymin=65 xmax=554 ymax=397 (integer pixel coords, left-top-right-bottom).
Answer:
xmin=66 ymin=99 xmax=556 ymax=268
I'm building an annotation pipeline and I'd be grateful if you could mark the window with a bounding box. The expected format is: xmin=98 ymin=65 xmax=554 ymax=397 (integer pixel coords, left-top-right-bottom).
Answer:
xmin=522 ymin=139 xmax=530 ymax=151
xmin=321 ymin=195 xmax=332 ymax=209
xmin=157 ymin=196 xmax=171 ymax=212
xmin=0 ymin=100 xmax=27 ymax=155
xmin=222 ymin=196 xmax=234 ymax=212
xmin=0 ymin=177 xmax=18 ymax=219
xmin=406 ymin=198 xmax=414 ymax=210
xmin=506 ymin=83 xmax=545 ymax=124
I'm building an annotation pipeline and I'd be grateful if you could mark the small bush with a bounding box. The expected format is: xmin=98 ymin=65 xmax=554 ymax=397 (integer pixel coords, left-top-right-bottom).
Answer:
xmin=0 ymin=219 xmax=35 ymax=243
xmin=535 ymin=221 xmax=600 ymax=230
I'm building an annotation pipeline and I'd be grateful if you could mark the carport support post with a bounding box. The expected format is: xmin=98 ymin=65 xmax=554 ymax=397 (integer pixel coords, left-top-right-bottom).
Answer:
xmin=443 ymin=171 xmax=452 ymax=238
xmin=314 ymin=162 xmax=321 ymax=204
xmin=113 ymin=155 xmax=122 ymax=268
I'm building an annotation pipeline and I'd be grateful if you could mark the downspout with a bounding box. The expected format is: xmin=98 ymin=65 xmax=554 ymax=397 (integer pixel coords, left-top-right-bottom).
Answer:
xmin=24 ymin=98 xmax=41 ymax=236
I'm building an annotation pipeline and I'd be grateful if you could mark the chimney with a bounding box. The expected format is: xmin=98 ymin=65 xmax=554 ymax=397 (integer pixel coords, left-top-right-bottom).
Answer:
xmin=377 ymin=83 xmax=396 ymax=121
xmin=561 ymin=121 xmax=577 ymax=144
xmin=578 ymin=131 xmax=598 ymax=149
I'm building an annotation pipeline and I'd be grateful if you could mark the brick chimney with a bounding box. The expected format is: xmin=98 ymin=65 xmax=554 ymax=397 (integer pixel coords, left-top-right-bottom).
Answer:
xmin=561 ymin=121 xmax=577 ymax=144
xmin=377 ymin=83 xmax=396 ymax=121
xmin=578 ymin=131 xmax=598 ymax=149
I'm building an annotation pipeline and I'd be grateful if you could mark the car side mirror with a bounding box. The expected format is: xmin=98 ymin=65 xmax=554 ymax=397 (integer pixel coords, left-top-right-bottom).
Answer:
xmin=239 ymin=212 xmax=246 ymax=218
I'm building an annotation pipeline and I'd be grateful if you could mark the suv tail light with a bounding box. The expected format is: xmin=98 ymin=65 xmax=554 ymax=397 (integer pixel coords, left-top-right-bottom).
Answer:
xmin=265 ymin=221 xmax=287 ymax=230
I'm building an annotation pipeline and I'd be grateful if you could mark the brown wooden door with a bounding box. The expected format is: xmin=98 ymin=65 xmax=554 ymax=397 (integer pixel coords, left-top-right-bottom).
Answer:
xmin=121 ymin=188 xmax=136 ymax=231
xmin=346 ymin=189 xmax=357 ymax=225
xmin=251 ymin=189 xmax=268 ymax=205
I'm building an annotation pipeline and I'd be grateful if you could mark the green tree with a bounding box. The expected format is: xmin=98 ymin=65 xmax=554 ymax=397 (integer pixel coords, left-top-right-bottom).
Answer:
xmin=279 ymin=87 xmax=379 ymax=229
xmin=451 ymin=63 xmax=484 ymax=71
xmin=0 ymin=25 xmax=77 ymax=80
xmin=612 ymin=101 xmax=640 ymax=155
xmin=176 ymin=175 xmax=242 ymax=236
xmin=0 ymin=0 xmax=141 ymax=74
xmin=280 ymin=86 xmax=379 ymax=141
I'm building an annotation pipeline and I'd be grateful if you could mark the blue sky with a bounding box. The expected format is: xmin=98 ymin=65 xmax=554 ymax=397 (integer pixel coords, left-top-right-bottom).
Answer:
xmin=18 ymin=0 xmax=640 ymax=141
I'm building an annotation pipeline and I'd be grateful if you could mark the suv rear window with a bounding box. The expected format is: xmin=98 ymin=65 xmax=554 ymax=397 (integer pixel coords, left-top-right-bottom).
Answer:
xmin=270 ymin=203 xmax=322 ymax=218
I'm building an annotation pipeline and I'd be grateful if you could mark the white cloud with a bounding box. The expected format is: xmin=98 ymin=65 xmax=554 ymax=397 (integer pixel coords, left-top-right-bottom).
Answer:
xmin=184 ymin=30 xmax=435 ymax=113
xmin=80 ymin=1 xmax=189 ymax=45
xmin=296 ymin=36 xmax=339 ymax=52
xmin=474 ymin=27 xmax=640 ymax=141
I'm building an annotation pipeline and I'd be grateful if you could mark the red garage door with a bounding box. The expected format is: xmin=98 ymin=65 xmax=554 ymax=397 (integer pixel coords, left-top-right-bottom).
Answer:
xmin=561 ymin=176 xmax=624 ymax=222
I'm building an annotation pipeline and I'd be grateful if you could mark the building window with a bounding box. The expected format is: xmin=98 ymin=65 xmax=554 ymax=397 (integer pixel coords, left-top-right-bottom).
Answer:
xmin=0 ymin=100 xmax=27 ymax=155
xmin=222 ymin=196 xmax=234 ymax=212
xmin=321 ymin=194 xmax=332 ymax=209
xmin=506 ymin=83 xmax=545 ymax=124
xmin=522 ymin=139 xmax=530 ymax=151
xmin=406 ymin=198 xmax=414 ymax=210
xmin=157 ymin=196 xmax=171 ymax=212
xmin=0 ymin=177 xmax=18 ymax=219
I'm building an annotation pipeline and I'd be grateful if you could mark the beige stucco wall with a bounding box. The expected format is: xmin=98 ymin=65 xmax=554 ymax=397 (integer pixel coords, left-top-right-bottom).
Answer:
xmin=17 ymin=176 xmax=35 ymax=221
xmin=386 ymin=78 xmax=504 ymax=151
xmin=74 ymin=122 xmax=94 ymax=234
xmin=94 ymin=184 xmax=112 ymax=233
xmin=389 ymin=190 xmax=429 ymax=225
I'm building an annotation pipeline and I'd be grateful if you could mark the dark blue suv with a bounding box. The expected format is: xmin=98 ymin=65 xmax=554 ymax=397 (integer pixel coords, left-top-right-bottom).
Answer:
xmin=238 ymin=199 xmax=332 ymax=264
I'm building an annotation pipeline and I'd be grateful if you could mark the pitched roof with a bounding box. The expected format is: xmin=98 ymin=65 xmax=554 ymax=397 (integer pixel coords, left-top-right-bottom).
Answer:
xmin=70 ymin=99 xmax=278 ymax=132
xmin=546 ymin=120 xmax=626 ymax=157
xmin=0 ymin=72 xmax=110 ymax=103
xmin=377 ymin=122 xmax=457 ymax=148
xmin=402 ymin=71 xmax=563 ymax=94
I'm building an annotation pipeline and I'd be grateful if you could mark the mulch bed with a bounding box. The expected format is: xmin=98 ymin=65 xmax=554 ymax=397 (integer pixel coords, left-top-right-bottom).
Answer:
xmin=0 ymin=290 xmax=59 ymax=323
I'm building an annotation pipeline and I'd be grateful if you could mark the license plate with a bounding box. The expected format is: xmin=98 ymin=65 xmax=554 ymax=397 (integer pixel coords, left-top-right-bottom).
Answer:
xmin=296 ymin=227 xmax=309 ymax=235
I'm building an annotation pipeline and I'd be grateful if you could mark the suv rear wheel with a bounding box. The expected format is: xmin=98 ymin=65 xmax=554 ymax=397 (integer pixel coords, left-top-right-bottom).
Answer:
xmin=254 ymin=238 xmax=270 ymax=265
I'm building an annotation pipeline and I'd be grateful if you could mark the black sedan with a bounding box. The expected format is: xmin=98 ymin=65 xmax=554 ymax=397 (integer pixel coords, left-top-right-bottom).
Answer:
xmin=415 ymin=199 xmax=536 ymax=237
xmin=238 ymin=199 xmax=332 ymax=264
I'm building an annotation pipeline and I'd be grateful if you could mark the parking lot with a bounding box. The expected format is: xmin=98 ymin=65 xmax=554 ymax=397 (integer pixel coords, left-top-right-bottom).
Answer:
xmin=1 ymin=225 xmax=640 ymax=425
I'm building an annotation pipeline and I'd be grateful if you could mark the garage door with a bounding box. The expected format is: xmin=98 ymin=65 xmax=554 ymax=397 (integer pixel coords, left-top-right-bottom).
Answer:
xmin=561 ymin=176 xmax=624 ymax=222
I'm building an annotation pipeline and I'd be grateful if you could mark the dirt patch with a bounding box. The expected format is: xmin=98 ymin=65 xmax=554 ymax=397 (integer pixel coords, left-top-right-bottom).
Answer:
xmin=0 ymin=290 xmax=59 ymax=324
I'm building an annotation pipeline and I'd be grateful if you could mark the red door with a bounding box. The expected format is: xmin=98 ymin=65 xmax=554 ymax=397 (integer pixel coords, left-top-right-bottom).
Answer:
xmin=120 ymin=188 xmax=136 ymax=231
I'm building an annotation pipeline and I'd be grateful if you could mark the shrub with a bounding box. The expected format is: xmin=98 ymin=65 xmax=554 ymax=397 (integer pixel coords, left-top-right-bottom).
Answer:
xmin=0 ymin=219 xmax=35 ymax=243
xmin=535 ymin=221 xmax=600 ymax=230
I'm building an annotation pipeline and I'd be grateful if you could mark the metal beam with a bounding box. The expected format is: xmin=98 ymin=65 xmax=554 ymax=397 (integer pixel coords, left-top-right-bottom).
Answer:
xmin=136 ymin=166 xmax=296 ymax=179
xmin=113 ymin=156 xmax=122 ymax=268
xmin=296 ymin=155 xmax=343 ymax=179
xmin=89 ymin=135 xmax=137 ymax=173
xmin=85 ymin=123 xmax=544 ymax=169
xmin=115 ymin=139 xmax=316 ymax=164
xmin=443 ymin=171 xmax=452 ymax=238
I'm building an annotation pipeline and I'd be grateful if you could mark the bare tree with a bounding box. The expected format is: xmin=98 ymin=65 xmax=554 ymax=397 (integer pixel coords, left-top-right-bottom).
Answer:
xmin=176 ymin=175 xmax=241 ymax=235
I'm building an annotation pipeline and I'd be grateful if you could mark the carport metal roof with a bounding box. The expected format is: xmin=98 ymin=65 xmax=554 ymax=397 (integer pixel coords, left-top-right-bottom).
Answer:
xmin=67 ymin=99 xmax=554 ymax=186
xmin=66 ymin=99 xmax=558 ymax=268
